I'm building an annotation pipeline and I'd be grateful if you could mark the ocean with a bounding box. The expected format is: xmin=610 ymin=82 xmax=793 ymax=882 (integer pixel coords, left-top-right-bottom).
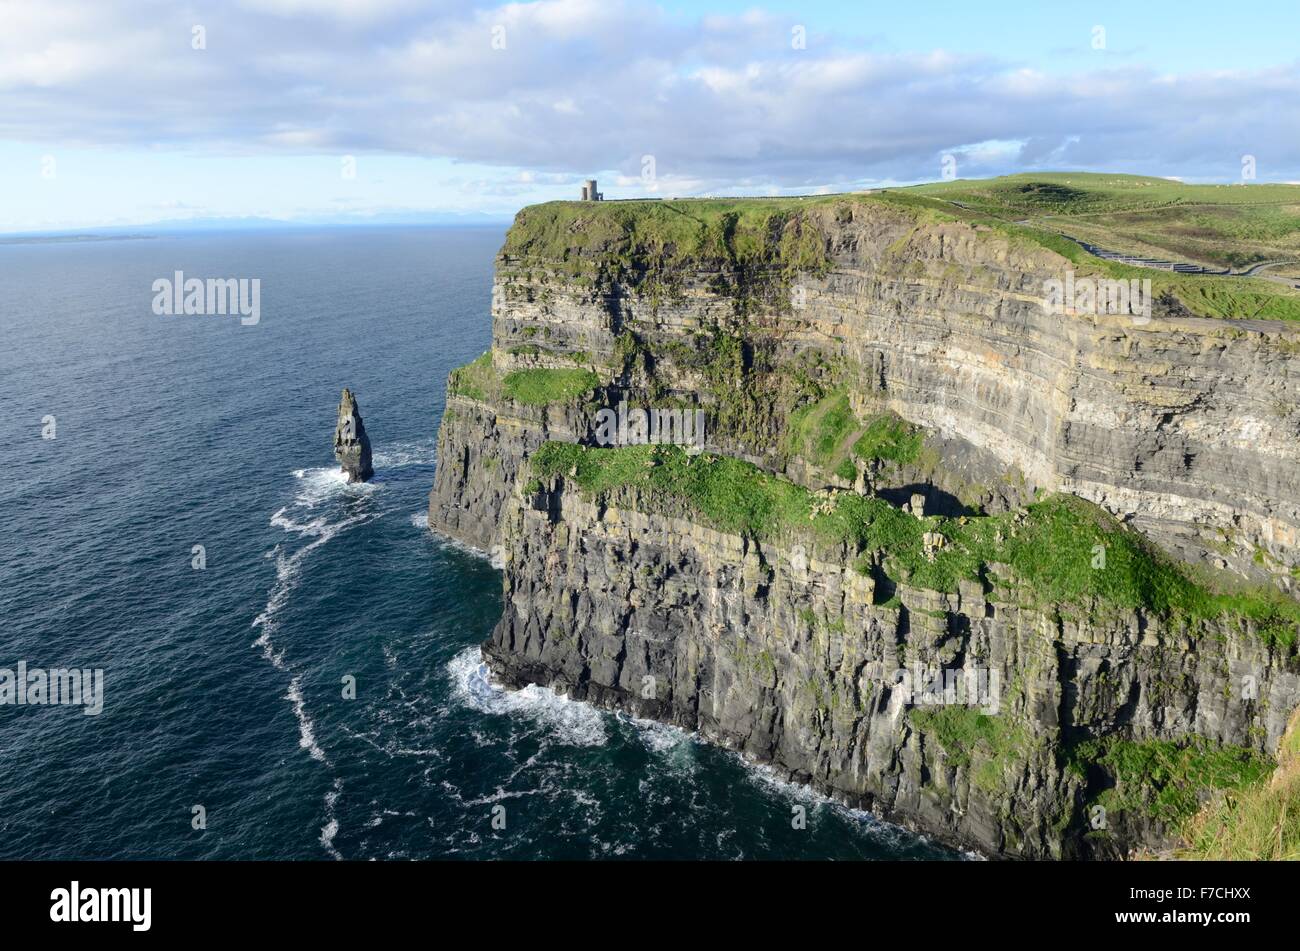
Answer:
xmin=0 ymin=226 xmax=956 ymax=860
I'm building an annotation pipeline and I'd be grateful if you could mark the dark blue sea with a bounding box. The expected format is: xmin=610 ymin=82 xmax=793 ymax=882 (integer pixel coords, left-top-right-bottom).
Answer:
xmin=0 ymin=226 xmax=955 ymax=860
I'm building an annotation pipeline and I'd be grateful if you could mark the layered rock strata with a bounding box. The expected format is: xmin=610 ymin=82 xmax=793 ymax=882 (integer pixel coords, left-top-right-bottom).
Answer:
xmin=430 ymin=197 xmax=1300 ymax=856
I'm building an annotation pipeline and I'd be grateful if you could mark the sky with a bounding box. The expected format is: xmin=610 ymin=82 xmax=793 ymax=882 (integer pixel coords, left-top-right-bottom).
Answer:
xmin=2 ymin=0 xmax=1298 ymax=233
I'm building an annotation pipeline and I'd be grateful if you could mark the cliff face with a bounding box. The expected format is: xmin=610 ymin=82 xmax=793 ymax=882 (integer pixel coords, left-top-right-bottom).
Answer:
xmin=429 ymin=195 xmax=1300 ymax=857
xmin=486 ymin=483 xmax=1298 ymax=857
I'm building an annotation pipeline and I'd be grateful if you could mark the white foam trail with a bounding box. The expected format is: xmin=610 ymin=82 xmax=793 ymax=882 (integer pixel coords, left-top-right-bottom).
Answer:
xmin=447 ymin=647 xmax=608 ymax=747
xmin=253 ymin=508 xmax=379 ymax=663
xmin=621 ymin=712 xmax=693 ymax=755
xmin=260 ymin=495 xmax=381 ymax=588
xmin=741 ymin=757 xmax=979 ymax=858
xmin=250 ymin=463 xmax=387 ymax=861
xmin=320 ymin=778 xmax=344 ymax=860
xmin=372 ymin=441 xmax=437 ymax=469
xmin=287 ymin=677 xmax=328 ymax=763
xmin=429 ymin=529 xmax=497 ymax=564
xmin=410 ymin=511 xmax=429 ymax=529
xmin=289 ymin=465 xmax=375 ymax=508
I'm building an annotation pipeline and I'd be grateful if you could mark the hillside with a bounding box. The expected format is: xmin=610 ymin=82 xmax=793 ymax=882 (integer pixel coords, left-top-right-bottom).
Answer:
xmin=909 ymin=172 xmax=1300 ymax=282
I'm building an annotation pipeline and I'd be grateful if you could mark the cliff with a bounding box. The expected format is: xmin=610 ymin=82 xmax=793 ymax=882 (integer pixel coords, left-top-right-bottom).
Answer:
xmin=429 ymin=188 xmax=1300 ymax=857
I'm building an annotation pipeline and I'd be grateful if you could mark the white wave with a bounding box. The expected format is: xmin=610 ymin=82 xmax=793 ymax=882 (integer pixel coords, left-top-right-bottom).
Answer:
xmin=286 ymin=677 xmax=328 ymax=764
xmin=446 ymin=646 xmax=608 ymax=747
xmin=289 ymin=464 xmax=379 ymax=509
xmin=740 ymin=756 xmax=975 ymax=857
xmin=254 ymin=508 xmax=379 ymax=659
xmin=248 ymin=462 xmax=388 ymax=864
xmin=622 ymin=712 xmax=693 ymax=756
xmin=743 ymin=759 xmax=830 ymax=805
xmin=320 ymin=777 xmax=344 ymax=860
xmin=410 ymin=511 xmax=429 ymax=529
xmin=430 ymin=530 xmax=495 ymax=563
xmin=372 ymin=441 xmax=437 ymax=469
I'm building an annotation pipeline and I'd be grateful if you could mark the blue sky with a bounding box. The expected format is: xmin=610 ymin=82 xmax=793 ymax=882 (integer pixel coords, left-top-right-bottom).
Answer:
xmin=2 ymin=0 xmax=1297 ymax=233
xmin=661 ymin=0 xmax=1300 ymax=73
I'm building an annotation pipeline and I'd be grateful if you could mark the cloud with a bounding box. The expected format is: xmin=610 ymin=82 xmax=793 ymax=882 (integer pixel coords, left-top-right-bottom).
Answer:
xmin=1 ymin=0 xmax=1297 ymax=188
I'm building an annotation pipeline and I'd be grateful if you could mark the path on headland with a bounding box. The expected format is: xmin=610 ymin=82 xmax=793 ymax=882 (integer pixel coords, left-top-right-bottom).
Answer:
xmin=937 ymin=198 xmax=1300 ymax=287
xmin=1056 ymin=234 xmax=1300 ymax=288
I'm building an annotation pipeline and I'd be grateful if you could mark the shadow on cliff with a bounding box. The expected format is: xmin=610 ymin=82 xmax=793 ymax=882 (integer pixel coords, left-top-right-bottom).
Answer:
xmin=876 ymin=483 xmax=972 ymax=518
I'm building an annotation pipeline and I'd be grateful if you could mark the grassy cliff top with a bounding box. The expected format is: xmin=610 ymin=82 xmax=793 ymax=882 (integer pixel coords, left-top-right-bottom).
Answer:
xmin=501 ymin=174 xmax=1300 ymax=321
xmin=501 ymin=194 xmax=844 ymax=278
xmin=529 ymin=442 xmax=1300 ymax=649
xmin=910 ymin=172 xmax=1300 ymax=216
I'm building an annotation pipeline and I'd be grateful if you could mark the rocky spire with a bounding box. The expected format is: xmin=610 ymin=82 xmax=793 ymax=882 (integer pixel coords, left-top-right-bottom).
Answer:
xmin=333 ymin=388 xmax=374 ymax=483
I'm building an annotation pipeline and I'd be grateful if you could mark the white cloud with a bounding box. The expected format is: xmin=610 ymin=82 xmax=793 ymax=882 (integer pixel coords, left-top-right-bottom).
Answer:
xmin=0 ymin=0 xmax=1297 ymax=188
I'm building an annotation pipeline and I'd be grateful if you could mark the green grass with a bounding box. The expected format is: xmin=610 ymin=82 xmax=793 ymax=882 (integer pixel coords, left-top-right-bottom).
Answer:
xmin=502 ymin=176 xmax=1300 ymax=321
xmin=910 ymin=172 xmax=1300 ymax=220
xmin=787 ymin=391 xmax=857 ymax=467
xmin=528 ymin=442 xmax=1300 ymax=646
xmin=903 ymin=172 xmax=1300 ymax=319
xmin=910 ymin=707 xmax=1029 ymax=790
xmin=450 ymin=353 xmax=601 ymax=407
xmin=448 ymin=351 xmax=498 ymax=402
xmin=786 ymin=394 xmax=926 ymax=478
xmin=529 ymin=442 xmax=811 ymax=535
xmin=502 ymin=196 xmax=836 ymax=311
xmin=501 ymin=368 xmax=599 ymax=406
xmin=1180 ymin=716 xmax=1300 ymax=859
xmin=852 ymin=414 xmax=923 ymax=464
xmin=1069 ymin=735 xmax=1273 ymax=826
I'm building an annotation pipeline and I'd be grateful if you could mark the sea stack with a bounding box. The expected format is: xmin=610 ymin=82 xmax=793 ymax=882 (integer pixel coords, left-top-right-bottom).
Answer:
xmin=333 ymin=388 xmax=374 ymax=483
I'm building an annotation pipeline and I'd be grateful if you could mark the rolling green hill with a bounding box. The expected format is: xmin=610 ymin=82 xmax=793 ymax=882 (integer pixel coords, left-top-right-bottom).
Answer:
xmin=908 ymin=172 xmax=1300 ymax=275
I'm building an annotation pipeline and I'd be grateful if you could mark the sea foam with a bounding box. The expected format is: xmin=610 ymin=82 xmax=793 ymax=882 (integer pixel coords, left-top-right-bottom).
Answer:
xmin=446 ymin=647 xmax=608 ymax=747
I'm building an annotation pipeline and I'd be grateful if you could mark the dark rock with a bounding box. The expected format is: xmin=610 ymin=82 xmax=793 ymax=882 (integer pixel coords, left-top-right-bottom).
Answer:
xmin=429 ymin=199 xmax=1300 ymax=858
xmin=333 ymin=388 xmax=374 ymax=483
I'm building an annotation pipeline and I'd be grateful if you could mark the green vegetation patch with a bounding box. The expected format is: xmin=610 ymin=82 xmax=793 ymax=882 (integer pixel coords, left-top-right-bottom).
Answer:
xmin=910 ymin=706 xmax=1029 ymax=791
xmin=910 ymin=172 xmax=1300 ymax=220
xmin=448 ymin=351 xmax=498 ymax=402
xmin=502 ymin=196 xmax=841 ymax=312
xmin=501 ymin=368 xmax=599 ymax=406
xmin=852 ymin=414 xmax=923 ymax=464
xmin=786 ymin=393 xmax=925 ymax=478
xmin=787 ymin=391 xmax=858 ymax=467
xmin=530 ymin=442 xmax=810 ymax=536
xmin=1069 ymin=735 xmax=1273 ymax=826
xmin=1182 ymin=769 xmax=1300 ymax=860
xmin=904 ymin=172 xmax=1300 ymax=321
xmin=527 ymin=443 xmax=1300 ymax=646
xmin=1181 ymin=716 xmax=1300 ymax=859
xmin=504 ymin=196 xmax=838 ymax=275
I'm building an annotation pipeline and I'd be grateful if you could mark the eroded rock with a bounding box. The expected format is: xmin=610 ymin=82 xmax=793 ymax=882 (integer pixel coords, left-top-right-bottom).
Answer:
xmin=333 ymin=387 xmax=374 ymax=483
